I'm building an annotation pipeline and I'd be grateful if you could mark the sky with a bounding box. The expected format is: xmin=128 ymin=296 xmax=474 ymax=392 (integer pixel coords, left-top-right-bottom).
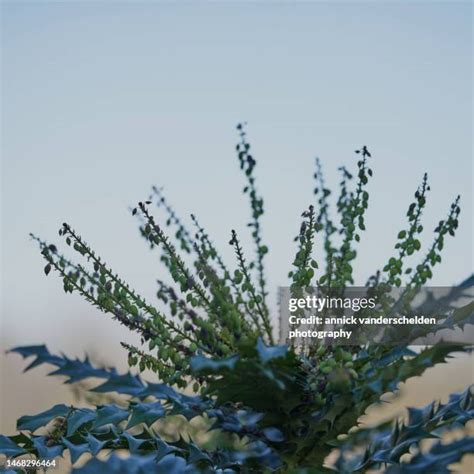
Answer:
xmin=1 ymin=1 xmax=472 ymax=376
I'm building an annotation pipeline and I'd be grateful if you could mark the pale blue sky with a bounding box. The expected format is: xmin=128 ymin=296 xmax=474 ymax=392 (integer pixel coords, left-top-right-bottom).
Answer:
xmin=1 ymin=2 xmax=472 ymax=358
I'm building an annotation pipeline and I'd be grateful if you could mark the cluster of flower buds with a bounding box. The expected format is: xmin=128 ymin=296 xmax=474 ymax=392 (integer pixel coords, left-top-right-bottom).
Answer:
xmin=383 ymin=173 xmax=430 ymax=286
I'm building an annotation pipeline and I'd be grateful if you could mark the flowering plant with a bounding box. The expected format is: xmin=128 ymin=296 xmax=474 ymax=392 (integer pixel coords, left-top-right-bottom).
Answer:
xmin=1 ymin=125 xmax=472 ymax=473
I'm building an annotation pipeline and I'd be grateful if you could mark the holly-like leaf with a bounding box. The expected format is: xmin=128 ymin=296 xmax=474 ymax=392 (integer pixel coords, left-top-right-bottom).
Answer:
xmin=141 ymin=383 xmax=181 ymax=401
xmin=256 ymin=338 xmax=287 ymax=364
xmin=32 ymin=436 xmax=64 ymax=459
xmin=72 ymin=453 xmax=189 ymax=474
xmin=190 ymin=354 xmax=239 ymax=373
xmin=121 ymin=432 xmax=147 ymax=455
xmin=0 ymin=435 xmax=27 ymax=457
xmin=67 ymin=408 xmax=96 ymax=436
xmin=49 ymin=356 xmax=114 ymax=383
xmin=386 ymin=437 xmax=474 ymax=473
xmin=262 ymin=427 xmax=285 ymax=443
xmin=61 ymin=437 xmax=90 ymax=464
xmin=17 ymin=404 xmax=70 ymax=432
xmin=126 ymin=401 xmax=165 ymax=429
xmin=9 ymin=345 xmax=64 ymax=372
xmin=91 ymin=405 xmax=129 ymax=430
xmin=85 ymin=433 xmax=108 ymax=456
xmin=186 ymin=442 xmax=212 ymax=465
xmin=91 ymin=373 xmax=145 ymax=396
xmin=337 ymin=387 xmax=474 ymax=472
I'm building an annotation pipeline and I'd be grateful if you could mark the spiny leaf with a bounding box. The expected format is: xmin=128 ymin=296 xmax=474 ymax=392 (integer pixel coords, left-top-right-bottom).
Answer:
xmin=126 ymin=401 xmax=165 ymax=429
xmin=0 ymin=435 xmax=27 ymax=457
xmin=91 ymin=373 xmax=145 ymax=396
xmin=190 ymin=354 xmax=239 ymax=373
xmin=66 ymin=408 xmax=96 ymax=436
xmin=61 ymin=437 xmax=90 ymax=464
xmin=256 ymin=338 xmax=287 ymax=364
xmin=17 ymin=404 xmax=70 ymax=432
xmin=32 ymin=436 xmax=64 ymax=460
xmin=91 ymin=405 xmax=129 ymax=430
xmin=85 ymin=433 xmax=108 ymax=456
xmin=121 ymin=431 xmax=147 ymax=455
xmin=386 ymin=437 xmax=474 ymax=473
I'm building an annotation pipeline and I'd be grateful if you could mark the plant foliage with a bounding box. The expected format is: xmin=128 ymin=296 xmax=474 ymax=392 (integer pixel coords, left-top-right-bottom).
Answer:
xmin=2 ymin=125 xmax=472 ymax=472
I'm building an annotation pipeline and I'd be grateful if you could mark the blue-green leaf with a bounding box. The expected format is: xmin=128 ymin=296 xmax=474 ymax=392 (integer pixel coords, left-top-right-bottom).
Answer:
xmin=9 ymin=345 xmax=63 ymax=372
xmin=262 ymin=427 xmax=285 ymax=443
xmin=61 ymin=437 xmax=90 ymax=464
xmin=91 ymin=373 xmax=144 ymax=396
xmin=256 ymin=338 xmax=288 ymax=364
xmin=67 ymin=408 xmax=96 ymax=436
xmin=92 ymin=405 xmax=129 ymax=430
xmin=0 ymin=435 xmax=27 ymax=456
xmin=127 ymin=401 xmax=165 ymax=429
xmin=32 ymin=436 xmax=64 ymax=459
xmin=121 ymin=432 xmax=147 ymax=454
xmin=386 ymin=437 xmax=474 ymax=473
xmin=85 ymin=433 xmax=108 ymax=456
xmin=17 ymin=404 xmax=70 ymax=432
xmin=190 ymin=354 xmax=239 ymax=373
xmin=49 ymin=356 xmax=113 ymax=383
xmin=187 ymin=442 xmax=212 ymax=464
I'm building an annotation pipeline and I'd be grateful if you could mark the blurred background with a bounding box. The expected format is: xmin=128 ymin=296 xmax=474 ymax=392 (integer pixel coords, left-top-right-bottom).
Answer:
xmin=1 ymin=0 xmax=472 ymax=470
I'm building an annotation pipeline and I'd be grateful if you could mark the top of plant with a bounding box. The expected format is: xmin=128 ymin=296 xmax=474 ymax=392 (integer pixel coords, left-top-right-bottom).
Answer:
xmin=3 ymin=124 xmax=472 ymax=473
